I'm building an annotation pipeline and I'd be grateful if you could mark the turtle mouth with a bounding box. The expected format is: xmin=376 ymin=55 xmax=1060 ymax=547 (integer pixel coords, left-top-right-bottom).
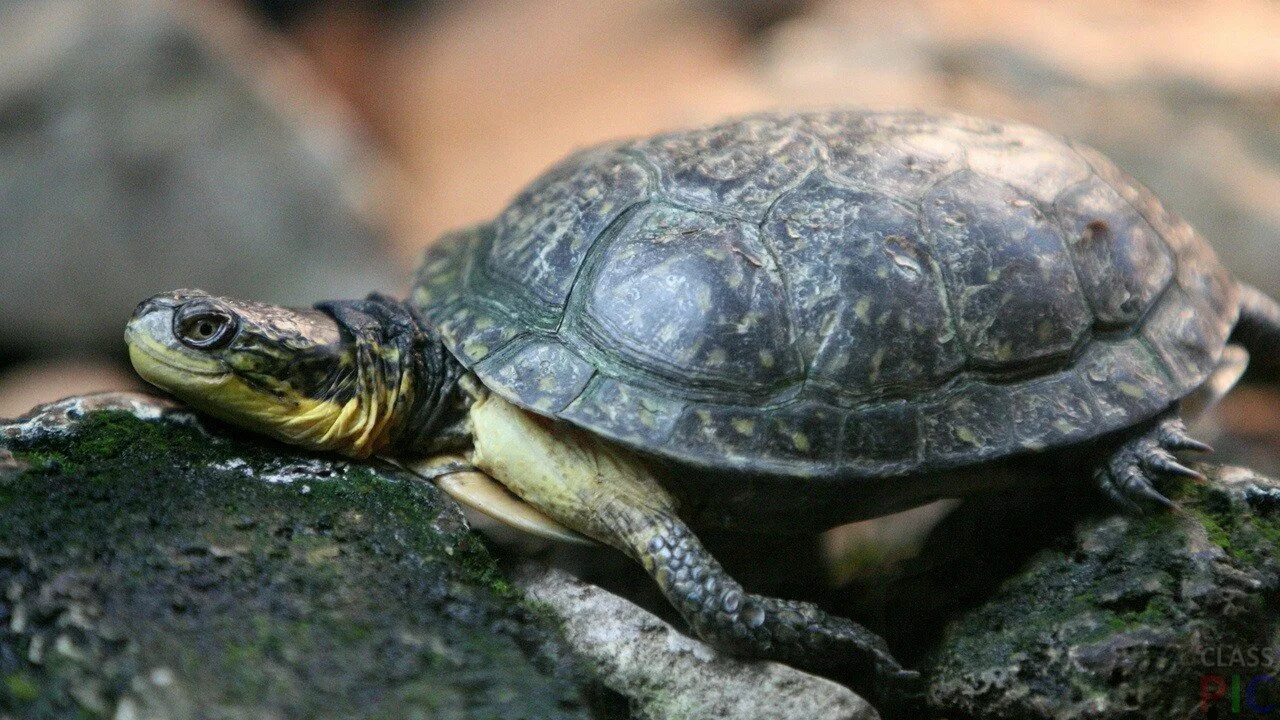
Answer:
xmin=127 ymin=338 xmax=228 ymax=378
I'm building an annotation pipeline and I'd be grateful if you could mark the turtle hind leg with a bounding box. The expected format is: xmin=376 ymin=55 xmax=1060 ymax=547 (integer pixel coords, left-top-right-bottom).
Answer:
xmin=1096 ymin=410 xmax=1212 ymax=513
xmin=621 ymin=507 xmax=921 ymax=700
xmin=1233 ymin=283 xmax=1280 ymax=376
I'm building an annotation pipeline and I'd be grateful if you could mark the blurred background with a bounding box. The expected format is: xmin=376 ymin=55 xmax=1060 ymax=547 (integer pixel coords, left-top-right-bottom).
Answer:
xmin=1 ymin=0 xmax=1277 ymax=477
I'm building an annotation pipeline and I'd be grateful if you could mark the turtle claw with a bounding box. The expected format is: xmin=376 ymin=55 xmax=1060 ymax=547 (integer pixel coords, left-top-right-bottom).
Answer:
xmin=1096 ymin=473 xmax=1143 ymax=514
xmin=1158 ymin=418 xmax=1213 ymax=454
xmin=1141 ymin=448 xmax=1205 ymax=481
xmin=1098 ymin=463 xmax=1177 ymax=513
xmin=1098 ymin=412 xmax=1212 ymax=514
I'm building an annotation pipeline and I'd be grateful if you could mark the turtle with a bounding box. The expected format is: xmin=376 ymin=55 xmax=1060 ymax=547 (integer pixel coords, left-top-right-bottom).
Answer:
xmin=124 ymin=110 xmax=1280 ymax=696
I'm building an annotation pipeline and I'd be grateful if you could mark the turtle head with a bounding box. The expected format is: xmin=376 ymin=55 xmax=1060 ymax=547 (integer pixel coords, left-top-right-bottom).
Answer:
xmin=125 ymin=289 xmax=461 ymax=458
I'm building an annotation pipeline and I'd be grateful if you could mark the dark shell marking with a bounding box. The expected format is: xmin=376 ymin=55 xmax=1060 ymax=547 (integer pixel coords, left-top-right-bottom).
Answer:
xmin=413 ymin=111 xmax=1238 ymax=479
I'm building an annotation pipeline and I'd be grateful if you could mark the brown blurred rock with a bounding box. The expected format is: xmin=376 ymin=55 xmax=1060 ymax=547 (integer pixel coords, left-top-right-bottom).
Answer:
xmin=1213 ymin=384 xmax=1280 ymax=479
xmin=0 ymin=0 xmax=396 ymax=359
xmin=368 ymin=0 xmax=775 ymax=263
xmin=321 ymin=0 xmax=1280 ymax=303
xmin=822 ymin=500 xmax=959 ymax=587
xmin=758 ymin=0 xmax=1280 ymax=295
xmin=0 ymin=359 xmax=140 ymax=419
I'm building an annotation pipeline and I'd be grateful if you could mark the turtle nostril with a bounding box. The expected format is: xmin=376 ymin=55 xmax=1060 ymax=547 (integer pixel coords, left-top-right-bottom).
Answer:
xmin=132 ymin=297 xmax=163 ymax=320
xmin=131 ymin=293 xmax=185 ymax=321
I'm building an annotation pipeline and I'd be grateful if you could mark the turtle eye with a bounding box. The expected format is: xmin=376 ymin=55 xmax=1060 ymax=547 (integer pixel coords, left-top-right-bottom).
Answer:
xmin=174 ymin=307 xmax=238 ymax=350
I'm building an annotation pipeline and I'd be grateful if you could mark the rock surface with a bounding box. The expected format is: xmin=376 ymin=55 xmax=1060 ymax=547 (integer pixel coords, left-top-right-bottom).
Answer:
xmin=0 ymin=393 xmax=595 ymax=720
xmin=6 ymin=391 xmax=1280 ymax=720
xmin=516 ymin=565 xmax=878 ymax=720
xmin=925 ymin=465 xmax=1280 ymax=719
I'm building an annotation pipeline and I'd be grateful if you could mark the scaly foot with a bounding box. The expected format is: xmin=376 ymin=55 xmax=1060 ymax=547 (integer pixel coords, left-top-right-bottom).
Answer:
xmin=634 ymin=513 xmax=922 ymax=702
xmin=1096 ymin=411 xmax=1211 ymax=513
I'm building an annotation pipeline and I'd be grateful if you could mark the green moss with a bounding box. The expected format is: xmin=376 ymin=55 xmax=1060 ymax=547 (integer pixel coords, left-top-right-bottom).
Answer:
xmin=1127 ymin=507 xmax=1182 ymax=542
xmin=4 ymin=672 xmax=39 ymax=702
xmin=456 ymin=534 xmax=518 ymax=599
xmin=1199 ymin=512 xmax=1233 ymax=548
xmin=934 ymin=515 xmax=1182 ymax=669
xmin=1176 ymin=478 xmax=1279 ymax=566
xmin=15 ymin=410 xmax=216 ymax=472
xmin=1106 ymin=594 xmax=1179 ymax=631
xmin=1256 ymin=517 xmax=1280 ymax=549
xmin=929 ymin=467 xmax=1280 ymax=718
xmin=0 ymin=410 xmax=593 ymax=719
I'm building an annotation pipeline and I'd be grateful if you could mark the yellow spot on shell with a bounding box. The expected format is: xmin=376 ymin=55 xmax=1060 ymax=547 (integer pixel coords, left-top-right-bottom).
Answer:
xmin=1118 ymin=382 xmax=1145 ymax=398
xmin=732 ymin=418 xmax=755 ymax=435
xmin=854 ymin=297 xmax=872 ymax=321
xmin=956 ymin=426 xmax=979 ymax=445
xmin=759 ymin=350 xmax=775 ymax=368
xmin=791 ymin=431 xmax=811 ymax=452
xmin=869 ymin=347 xmax=886 ymax=382
xmin=707 ymin=348 xmax=727 ymax=366
xmin=697 ymin=287 xmax=713 ymax=310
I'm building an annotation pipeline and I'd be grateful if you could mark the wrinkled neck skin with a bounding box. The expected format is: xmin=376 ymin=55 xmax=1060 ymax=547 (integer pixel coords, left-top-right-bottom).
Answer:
xmin=306 ymin=295 xmax=469 ymax=459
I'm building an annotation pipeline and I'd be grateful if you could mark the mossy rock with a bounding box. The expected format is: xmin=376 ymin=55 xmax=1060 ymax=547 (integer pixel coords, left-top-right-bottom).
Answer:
xmin=0 ymin=393 xmax=597 ymax=720
xmin=925 ymin=465 xmax=1280 ymax=719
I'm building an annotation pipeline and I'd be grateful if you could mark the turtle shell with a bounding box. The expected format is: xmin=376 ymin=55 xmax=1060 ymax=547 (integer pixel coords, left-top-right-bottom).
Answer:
xmin=412 ymin=111 xmax=1238 ymax=479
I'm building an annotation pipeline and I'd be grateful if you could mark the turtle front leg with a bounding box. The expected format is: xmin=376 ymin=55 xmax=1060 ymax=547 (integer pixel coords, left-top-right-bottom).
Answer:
xmin=1096 ymin=409 xmax=1212 ymax=513
xmin=465 ymin=390 xmax=919 ymax=698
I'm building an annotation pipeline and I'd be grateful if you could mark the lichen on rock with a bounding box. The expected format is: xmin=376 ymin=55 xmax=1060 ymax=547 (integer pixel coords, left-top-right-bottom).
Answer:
xmin=925 ymin=465 xmax=1280 ymax=719
xmin=0 ymin=393 xmax=595 ymax=720
xmin=7 ymin=391 xmax=1279 ymax=720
